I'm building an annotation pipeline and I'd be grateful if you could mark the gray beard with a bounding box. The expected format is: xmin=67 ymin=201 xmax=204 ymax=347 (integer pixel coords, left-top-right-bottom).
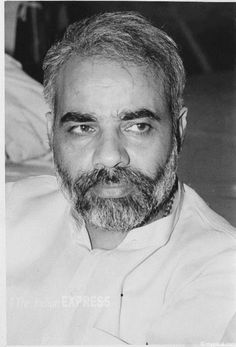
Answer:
xmin=54 ymin=138 xmax=178 ymax=233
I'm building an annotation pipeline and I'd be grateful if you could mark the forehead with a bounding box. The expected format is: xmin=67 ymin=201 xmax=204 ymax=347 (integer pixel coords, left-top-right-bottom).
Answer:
xmin=55 ymin=56 xmax=167 ymax=117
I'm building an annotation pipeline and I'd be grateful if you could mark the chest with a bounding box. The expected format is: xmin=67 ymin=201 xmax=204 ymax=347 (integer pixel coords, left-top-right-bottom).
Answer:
xmin=7 ymin=246 xmax=175 ymax=344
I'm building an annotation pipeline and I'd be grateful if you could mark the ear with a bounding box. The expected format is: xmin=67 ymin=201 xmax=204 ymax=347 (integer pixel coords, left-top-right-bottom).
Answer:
xmin=177 ymin=107 xmax=188 ymax=145
xmin=46 ymin=111 xmax=54 ymax=150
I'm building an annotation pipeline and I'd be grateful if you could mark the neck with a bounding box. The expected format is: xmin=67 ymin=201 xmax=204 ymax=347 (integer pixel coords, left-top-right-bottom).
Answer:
xmin=85 ymin=222 xmax=128 ymax=250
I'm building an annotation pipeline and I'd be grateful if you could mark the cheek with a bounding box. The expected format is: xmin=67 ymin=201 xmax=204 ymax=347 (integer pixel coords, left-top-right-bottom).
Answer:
xmin=52 ymin=134 xmax=89 ymax=176
xmin=129 ymin=131 xmax=172 ymax=177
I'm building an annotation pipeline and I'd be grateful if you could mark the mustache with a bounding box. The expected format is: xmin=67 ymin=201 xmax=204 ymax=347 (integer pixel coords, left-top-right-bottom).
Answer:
xmin=72 ymin=166 xmax=162 ymax=195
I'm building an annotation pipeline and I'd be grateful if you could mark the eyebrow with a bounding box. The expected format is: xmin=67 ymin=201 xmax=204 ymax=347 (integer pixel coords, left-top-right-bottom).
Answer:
xmin=60 ymin=108 xmax=161 ymax=125
xmin=120 ymin=109 xmax=161 ymax=122
xmin=60 ymin=112 xmax=96 ymax=125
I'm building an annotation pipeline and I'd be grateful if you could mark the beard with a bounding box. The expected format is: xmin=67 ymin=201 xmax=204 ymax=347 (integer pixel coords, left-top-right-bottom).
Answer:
xmin=53 ymin=138 xmax=178 ymax=233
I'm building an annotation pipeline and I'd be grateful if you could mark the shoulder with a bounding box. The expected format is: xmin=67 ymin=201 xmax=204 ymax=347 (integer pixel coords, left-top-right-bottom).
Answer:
xmin=169 ymin=183 xmax=236 ymax=280
xmin=6 ymin=174 xmax=69 ymax=224
xmin=181 ymin=183 xmax=236 ymax=240
xmin=170 ymin=183 xmax=236 ymax=272
xmin=6 ymin=175 xmax=59 ymax=199
xmin=6 ymin=175 xmax=64 ymax=214
xmin=165 ymin=184 xmax=236 ymax=310
xmin=6 ymin=175 xmax=72 ymax=275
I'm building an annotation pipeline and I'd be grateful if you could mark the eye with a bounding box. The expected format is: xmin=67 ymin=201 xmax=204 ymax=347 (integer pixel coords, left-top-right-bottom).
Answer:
xmin=69 ymin=124 xmax=96 ymax=135
xmin=125 ymin=123 xmax=152 ymax=134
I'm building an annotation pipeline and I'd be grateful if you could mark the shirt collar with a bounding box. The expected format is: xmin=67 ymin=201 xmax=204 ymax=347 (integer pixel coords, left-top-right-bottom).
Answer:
xmin=68 ymin=182 xmax=184 ymax=251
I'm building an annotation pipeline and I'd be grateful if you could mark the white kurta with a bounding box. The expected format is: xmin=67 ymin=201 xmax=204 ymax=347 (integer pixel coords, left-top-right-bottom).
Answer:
xmin=6 ymin=175 xmax=236 ymax=344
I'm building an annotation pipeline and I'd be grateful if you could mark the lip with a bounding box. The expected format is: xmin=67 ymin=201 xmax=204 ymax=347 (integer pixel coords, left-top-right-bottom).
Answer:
xmin=93 ymin=183 xmax=132 ymax=198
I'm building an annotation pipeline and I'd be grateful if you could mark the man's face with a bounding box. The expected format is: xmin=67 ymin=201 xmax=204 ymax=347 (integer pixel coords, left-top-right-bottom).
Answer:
xmin=50 ymin=57 xmax=178 ymax=231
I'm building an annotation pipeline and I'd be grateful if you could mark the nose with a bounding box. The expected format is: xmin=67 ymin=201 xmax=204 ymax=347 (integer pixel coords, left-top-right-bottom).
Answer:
xmin=92 ymin=132 xmax=130 ymax=168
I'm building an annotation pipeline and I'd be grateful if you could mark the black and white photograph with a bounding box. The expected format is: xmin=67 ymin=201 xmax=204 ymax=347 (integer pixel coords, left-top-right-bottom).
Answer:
xmin=4 ymin=1 xmax=236 ymax=345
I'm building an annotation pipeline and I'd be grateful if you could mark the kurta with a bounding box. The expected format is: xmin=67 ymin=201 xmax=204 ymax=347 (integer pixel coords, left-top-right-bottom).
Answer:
xmin=6 ymin=175 xmax=236 ymax=344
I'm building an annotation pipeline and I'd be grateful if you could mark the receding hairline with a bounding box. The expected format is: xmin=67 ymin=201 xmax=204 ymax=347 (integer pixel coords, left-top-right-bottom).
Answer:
xmin=52 ymin=54 xmax=168 ymax=118
xmin=43 ymin=10 xmax=186 ymax=129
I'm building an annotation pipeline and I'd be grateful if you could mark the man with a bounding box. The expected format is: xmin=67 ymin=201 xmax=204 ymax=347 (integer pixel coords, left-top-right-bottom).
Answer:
xmin=6 ymin=12 xmax=236 ymax=344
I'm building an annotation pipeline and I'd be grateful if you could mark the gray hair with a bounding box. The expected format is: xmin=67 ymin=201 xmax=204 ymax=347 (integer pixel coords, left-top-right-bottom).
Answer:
xmin=43 ymin=11 xmax=186 ymax=122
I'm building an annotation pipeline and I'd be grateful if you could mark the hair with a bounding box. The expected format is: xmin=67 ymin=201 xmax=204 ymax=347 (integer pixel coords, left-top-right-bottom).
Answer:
xmin=43 ymin=11 xmax=186 ymax=124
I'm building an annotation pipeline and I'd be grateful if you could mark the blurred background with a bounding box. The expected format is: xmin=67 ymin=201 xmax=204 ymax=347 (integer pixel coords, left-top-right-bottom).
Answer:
xmin=5 ymin=1 xmax=236 ymax=226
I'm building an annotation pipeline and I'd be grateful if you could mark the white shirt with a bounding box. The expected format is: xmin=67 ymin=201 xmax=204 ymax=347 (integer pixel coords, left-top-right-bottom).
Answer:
xmin=6 ymin=175 xmax=236 ymax=344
